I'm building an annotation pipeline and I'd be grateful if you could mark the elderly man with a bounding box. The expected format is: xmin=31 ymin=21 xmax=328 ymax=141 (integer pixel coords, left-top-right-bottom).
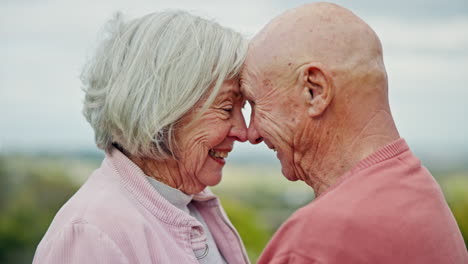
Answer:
xmin=241 ymin=2 xmax=467 ymax=263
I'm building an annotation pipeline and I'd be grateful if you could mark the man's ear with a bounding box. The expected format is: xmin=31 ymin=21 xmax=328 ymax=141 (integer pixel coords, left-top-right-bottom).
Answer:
xmin=301 ymin=64 xmax=333 ymax=117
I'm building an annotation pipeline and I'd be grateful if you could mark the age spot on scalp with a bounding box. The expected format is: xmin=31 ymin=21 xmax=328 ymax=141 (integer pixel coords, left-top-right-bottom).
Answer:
xmin=263 ymin=79 xmax=272 ymax=88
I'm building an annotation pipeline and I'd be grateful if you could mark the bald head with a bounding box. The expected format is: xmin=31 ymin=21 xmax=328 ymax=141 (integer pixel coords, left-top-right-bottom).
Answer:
xmin=249 ymin=2 xmax=387 ymax=94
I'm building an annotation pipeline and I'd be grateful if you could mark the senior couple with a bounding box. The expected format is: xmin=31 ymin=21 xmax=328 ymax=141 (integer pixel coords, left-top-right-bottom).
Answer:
xmin=34 ymin=2 xmax=466 ymax=264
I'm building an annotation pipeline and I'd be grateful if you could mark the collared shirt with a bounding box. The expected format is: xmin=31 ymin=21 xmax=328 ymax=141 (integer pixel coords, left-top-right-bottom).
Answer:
xmin=146 ymin=177 xmax=227 ymax=264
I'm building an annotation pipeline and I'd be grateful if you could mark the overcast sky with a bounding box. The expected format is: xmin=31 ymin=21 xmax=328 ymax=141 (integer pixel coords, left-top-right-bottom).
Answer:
xmin=1 ymin=0 xmax=467 ymax=159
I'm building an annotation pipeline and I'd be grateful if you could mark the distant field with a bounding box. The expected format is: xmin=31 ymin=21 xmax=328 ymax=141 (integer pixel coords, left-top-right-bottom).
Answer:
xmin=0 ymin=154 xmax=466 ymax=263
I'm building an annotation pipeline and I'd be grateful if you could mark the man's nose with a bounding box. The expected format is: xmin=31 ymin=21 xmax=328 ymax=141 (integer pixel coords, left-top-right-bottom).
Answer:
xmin=247 ymin=116 xmax=263 ymax=144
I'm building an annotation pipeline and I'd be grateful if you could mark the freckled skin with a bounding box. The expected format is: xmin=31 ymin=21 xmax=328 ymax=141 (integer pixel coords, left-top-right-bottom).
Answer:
xmin=131 ymin=79 xmax=247 ymax=194
xmin=242 ymin=2 xmax=400 ymax=196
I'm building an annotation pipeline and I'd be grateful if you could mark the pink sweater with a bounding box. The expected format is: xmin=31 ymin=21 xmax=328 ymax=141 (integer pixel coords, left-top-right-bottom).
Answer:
xmin=33 ymin=148 xmax=250 ymax=264
xmin=258 ymin=139 xmax=467 ymax=264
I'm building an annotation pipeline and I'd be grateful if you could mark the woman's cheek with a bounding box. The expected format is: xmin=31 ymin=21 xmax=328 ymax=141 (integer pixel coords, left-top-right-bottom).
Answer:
xmin=180 ymin=140 xmax=208 ymax=177
xmin=214 ymin=123 xmax=232 ymax=143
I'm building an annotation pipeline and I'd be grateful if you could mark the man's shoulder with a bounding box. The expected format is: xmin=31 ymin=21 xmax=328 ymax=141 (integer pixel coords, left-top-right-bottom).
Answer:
xmin=260 ymin=170 xmax=466 ymax=264
xmin=258 ymin=201 xmax=367 ymax=264
xmin=261 ymin=201 xmax=349 ymax=249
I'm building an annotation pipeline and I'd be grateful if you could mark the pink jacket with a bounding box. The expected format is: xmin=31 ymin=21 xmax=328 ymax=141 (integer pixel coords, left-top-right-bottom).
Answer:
xmin=33 ymin=148 xmax=250 ymax=264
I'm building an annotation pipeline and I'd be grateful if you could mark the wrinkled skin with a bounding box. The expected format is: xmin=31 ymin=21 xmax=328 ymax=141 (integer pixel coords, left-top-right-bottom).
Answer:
xmin=131 ymin=79 xmax=247 ymax=194
xmin=241 ymin=2 xmax=400 ymax=196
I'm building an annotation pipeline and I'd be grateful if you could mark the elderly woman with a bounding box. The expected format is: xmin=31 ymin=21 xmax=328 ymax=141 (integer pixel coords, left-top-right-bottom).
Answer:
xmin=33 ymin=11 xmax=249 ymax=264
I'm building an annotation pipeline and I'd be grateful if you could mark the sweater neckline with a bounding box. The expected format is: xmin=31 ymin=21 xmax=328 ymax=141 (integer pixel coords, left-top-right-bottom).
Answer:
xmin=316 ymin=138 xmax=409 ymax=200
xmin=146 ymin=176 xmax=194 ymax=214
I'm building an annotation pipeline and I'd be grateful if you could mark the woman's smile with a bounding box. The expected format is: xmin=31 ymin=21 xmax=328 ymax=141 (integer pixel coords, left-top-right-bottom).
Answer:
xmin=208 ymin=148 xmax=232 ymax=165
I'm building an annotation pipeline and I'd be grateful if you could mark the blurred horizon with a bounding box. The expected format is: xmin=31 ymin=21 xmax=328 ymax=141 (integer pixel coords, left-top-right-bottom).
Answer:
xmin=2 ymin=140 xmax=468 ymax=172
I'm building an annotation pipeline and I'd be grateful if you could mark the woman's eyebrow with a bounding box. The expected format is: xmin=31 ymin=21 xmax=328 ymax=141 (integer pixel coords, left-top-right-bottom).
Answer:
xmin=217 ymin=90 xmax=242 ymax=100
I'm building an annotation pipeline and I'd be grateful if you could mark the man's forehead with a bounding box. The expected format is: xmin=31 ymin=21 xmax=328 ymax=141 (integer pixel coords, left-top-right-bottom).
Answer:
xmin=240 ymin=65 xmax=258 ymax=98
xmin=240 ymin=40 xmax=280 ymax=99
xmin=239 ymin=80 xmax=251 ymax=100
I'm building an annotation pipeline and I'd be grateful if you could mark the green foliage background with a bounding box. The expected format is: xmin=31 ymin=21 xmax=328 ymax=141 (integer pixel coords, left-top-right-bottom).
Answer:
xmin=0 ymin=154 xmax=466 ymax=263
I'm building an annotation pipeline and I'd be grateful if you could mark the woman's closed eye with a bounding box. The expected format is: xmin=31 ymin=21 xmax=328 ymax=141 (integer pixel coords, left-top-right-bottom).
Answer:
xmin=222 ymin=106 xmax=233 ymax=113
xmin=219 ymin=100 xmax=234 ymax=113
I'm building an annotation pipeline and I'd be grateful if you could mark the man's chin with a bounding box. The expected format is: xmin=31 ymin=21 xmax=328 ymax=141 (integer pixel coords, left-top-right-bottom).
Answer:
xmin=281 ymin=167 xmax=300 ymax=181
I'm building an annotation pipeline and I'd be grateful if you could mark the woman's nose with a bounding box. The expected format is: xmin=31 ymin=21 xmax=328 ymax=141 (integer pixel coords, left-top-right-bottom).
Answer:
xmin=229 ymin=109 xmax=248 ymax=142
xmin=247 ymin=115 xmax=263 ymax=144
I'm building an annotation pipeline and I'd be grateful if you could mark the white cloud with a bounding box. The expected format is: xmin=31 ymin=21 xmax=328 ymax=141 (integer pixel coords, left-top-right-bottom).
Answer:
xmin=372 ymin=17 xmax=468 ymax=54
xmin=1 ymin=0 xmax=467 ymax=152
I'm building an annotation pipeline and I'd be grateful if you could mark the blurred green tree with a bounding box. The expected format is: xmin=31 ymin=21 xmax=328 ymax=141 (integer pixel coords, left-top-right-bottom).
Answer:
xmin=438 ymin=174 xmax=468 ymax=248
xmin=219 ymin=197 xmax=271 ymax=263
xmin=0 ymin=156 xmax=79 ymax=264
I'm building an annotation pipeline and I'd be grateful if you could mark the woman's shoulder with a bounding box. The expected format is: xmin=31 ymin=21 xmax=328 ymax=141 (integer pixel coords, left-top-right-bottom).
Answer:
xmin=34 ymin=169 xmax=174 ymax=263
xmin=42 ymin=168 xmax=164 ymax=238
xmin=33 ymin=219 xmax=130 ymax=264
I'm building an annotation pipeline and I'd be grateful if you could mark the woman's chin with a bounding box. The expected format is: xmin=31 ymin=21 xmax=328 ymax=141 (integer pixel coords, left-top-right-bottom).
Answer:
xmin=200 ymin=171 xmax=223 ymax=187
xmin=197 ymin=158 xmax=225 ymax=187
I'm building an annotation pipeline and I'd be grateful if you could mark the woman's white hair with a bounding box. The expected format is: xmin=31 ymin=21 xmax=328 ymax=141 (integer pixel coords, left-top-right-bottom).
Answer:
xmin=81 ymin=10 xmax=247 ymax=159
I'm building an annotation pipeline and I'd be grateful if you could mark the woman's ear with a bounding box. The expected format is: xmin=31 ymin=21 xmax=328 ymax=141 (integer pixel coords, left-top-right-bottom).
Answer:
xmin=301 ymin=64 xmax=333 ymax=117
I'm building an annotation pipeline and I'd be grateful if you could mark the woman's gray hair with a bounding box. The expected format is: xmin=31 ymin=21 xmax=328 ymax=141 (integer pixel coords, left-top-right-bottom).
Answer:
xmin=81 ymin=10 xmax=247 ymax=159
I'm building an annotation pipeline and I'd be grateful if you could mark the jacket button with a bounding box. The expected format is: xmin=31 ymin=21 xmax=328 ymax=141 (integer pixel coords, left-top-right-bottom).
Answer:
xmin=195 ymin=244 xmax=209 ymax=260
